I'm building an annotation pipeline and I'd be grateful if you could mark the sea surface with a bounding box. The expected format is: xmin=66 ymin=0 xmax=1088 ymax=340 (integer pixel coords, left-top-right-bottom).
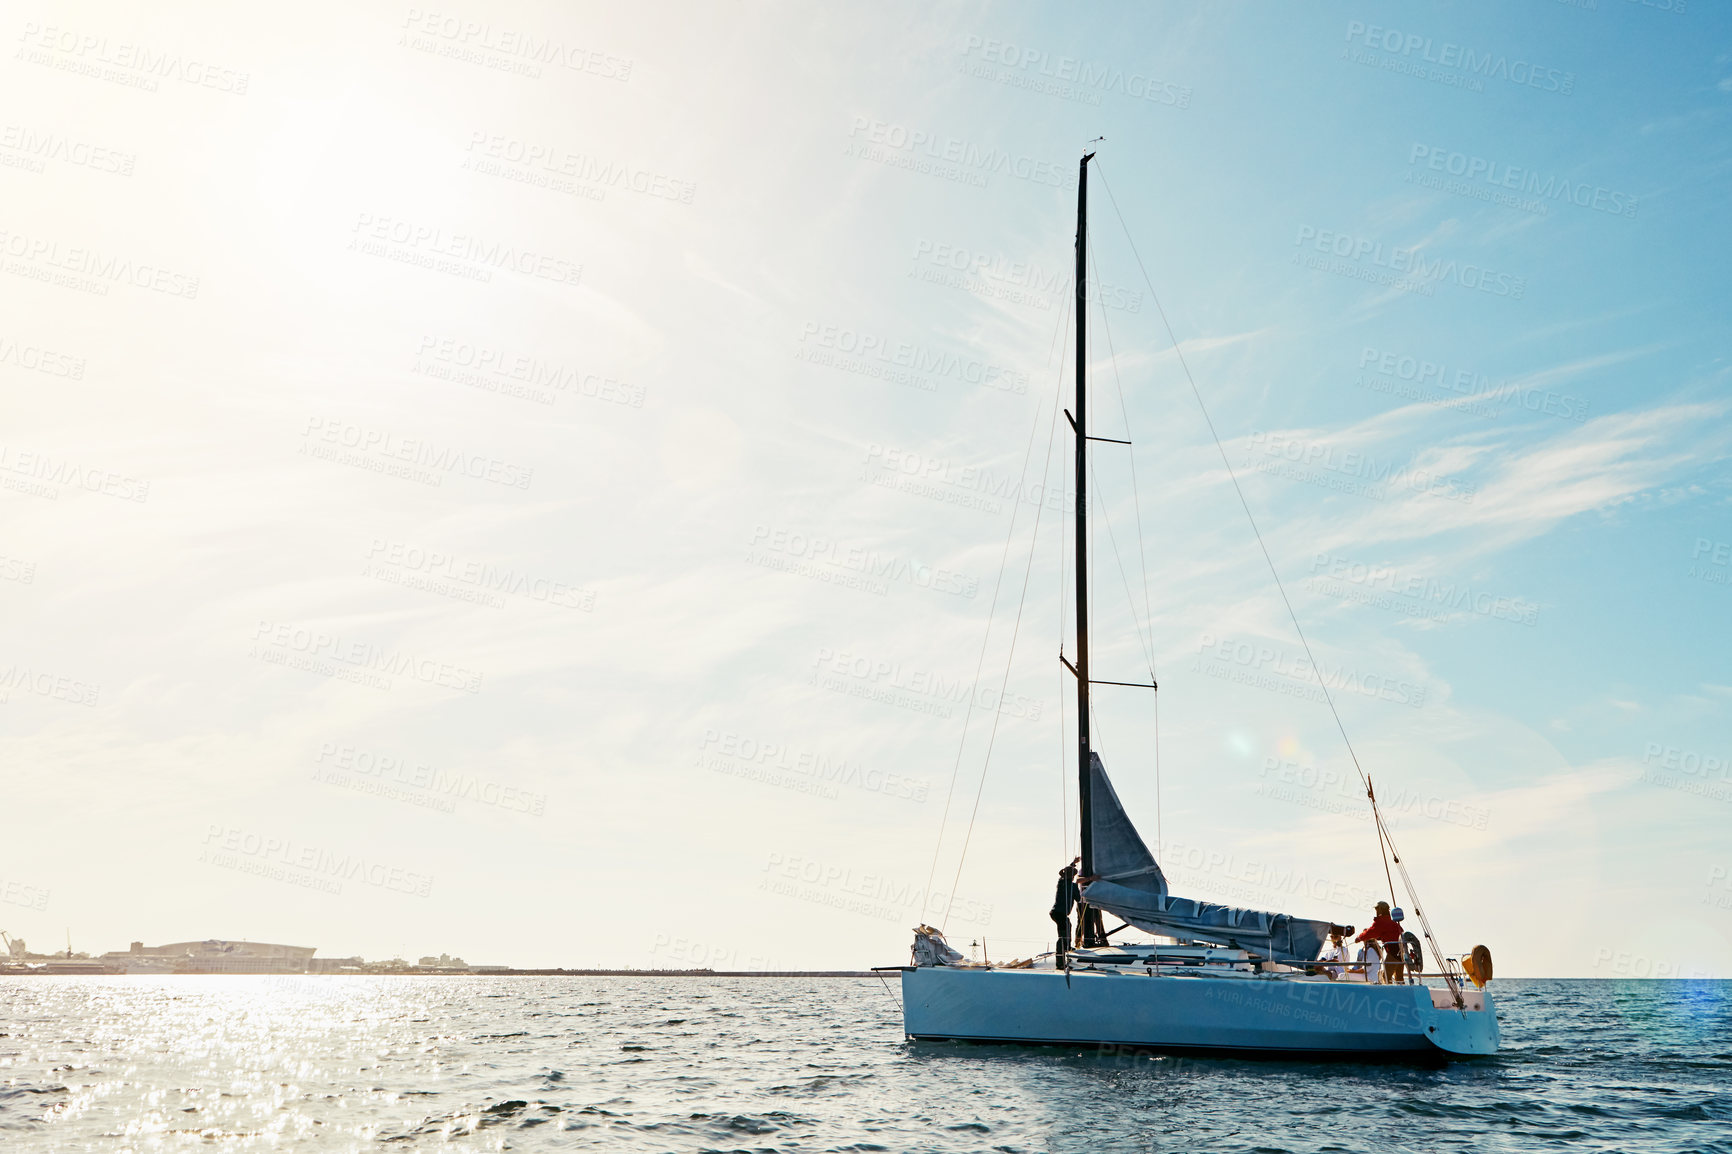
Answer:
xmin=0 ymin=976 xmax=1727 ymax=1153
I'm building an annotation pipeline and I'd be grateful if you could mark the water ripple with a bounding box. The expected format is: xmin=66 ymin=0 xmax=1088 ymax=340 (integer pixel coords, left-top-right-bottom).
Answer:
xmin=0 ymin=977 xmax=1726 ymax=1152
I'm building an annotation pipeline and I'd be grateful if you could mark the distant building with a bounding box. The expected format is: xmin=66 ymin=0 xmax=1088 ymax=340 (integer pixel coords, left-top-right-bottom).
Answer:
xmin=3 ymin=938 xmax=503 ymax=976
xmin=308 ymin=956 xmax=365 ymax=974
xmin=98 ymin=939 xmax=317 ymax=974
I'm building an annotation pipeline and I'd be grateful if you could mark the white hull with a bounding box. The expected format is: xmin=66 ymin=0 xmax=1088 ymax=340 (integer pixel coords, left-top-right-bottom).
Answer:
xmin=899 ymin=966 xmax=1498 ymax=1057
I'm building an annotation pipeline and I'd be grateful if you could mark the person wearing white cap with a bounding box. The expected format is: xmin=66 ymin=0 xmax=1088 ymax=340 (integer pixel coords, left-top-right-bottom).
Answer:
xmin=1316 ymin=926 xmax=1350 ymax=979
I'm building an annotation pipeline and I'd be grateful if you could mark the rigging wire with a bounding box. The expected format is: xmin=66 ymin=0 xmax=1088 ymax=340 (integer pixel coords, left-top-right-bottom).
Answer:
xmin=1371 ymin=781 xmax=1399 ymax=905
xmin=1374 ymin=803 xmax=1464 ymax=1005
xmin=1088 ymin=453 xmax=1157 ymax=680
xmin=1093 ymin=160 xmax=1457 ymax=990
xmin=1060 ymin=648 xmax=1070 ymax=863
xmin=1153 ymin=693 xmax=1163 ymax=852
xmin=1088 ymin=229 xmax=1160 ymax=678
xmin=1053 ymin=296 xmax=1076 ymax=866
xmin=922 ymin=294 xmax=1071 ymax=915
xmin=1088 ymin=224 xmax=1164 ymax=848
xmin=944 ymin=337 xmax=1069 ymax=932
xmin=1092 ymin=162 xmax=1373 ymax=790
xmin=1058 ymin=431 xmax=1072 ymax=865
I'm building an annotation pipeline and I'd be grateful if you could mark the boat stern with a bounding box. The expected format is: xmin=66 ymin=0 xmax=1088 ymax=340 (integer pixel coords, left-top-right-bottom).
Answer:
xmin=1418 ymin=985 xmax=1499 ymax=1056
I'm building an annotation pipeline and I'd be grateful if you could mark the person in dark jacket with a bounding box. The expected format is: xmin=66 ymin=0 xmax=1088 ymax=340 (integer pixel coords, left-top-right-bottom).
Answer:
xmin=1050 ymin=858 xmax=1080 ymax=962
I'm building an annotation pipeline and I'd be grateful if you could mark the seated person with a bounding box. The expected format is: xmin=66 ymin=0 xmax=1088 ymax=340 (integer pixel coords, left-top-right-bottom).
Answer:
xmin=1350 ymin=939 xmax=1381 ymax=982
xmin=1315 ymin=926 xmax=1349 ymax=979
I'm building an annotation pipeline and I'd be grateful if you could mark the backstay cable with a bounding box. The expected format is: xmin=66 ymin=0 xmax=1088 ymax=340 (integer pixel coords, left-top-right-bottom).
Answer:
xmin=1094 ymin=160 xmax=1408 ymax=939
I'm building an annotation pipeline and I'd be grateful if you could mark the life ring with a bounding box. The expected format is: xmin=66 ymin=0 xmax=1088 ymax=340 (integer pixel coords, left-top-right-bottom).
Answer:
xmin=1463 ymin=944 xmax=1493 ymax=988
xmin=1401 ymin=931 xmax=1423 ymax=971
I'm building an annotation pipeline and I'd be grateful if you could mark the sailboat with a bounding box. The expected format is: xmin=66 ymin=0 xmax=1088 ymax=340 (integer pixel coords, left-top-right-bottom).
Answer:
xmin=883 ymin=150 xmax=1499 ymax=1058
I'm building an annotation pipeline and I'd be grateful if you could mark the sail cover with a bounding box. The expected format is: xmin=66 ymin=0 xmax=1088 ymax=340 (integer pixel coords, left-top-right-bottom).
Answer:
xmin=1080 ymin=753 xmax=1333 ymax=963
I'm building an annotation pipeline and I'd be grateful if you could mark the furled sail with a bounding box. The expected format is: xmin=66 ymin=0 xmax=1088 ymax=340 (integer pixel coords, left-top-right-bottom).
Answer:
xmin=1085 ymin=753 xmax=1168 ymax=895
xmin=1080 ymin=753 xmax=1333 ymax=963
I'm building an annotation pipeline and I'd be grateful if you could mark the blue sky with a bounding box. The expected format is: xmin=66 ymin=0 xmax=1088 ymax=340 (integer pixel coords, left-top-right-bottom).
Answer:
xmin=1 ymin=0 xmax=1728 ymax=976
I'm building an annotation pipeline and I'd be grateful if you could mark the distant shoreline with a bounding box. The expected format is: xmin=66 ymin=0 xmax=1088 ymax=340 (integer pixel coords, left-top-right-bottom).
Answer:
xmin=0 ymin=967 xmax=879 ymax=978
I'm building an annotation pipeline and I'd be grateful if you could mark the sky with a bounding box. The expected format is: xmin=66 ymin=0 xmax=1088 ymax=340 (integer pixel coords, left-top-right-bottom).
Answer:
xmin=1 ymin=0 xmax=1728 ymax=978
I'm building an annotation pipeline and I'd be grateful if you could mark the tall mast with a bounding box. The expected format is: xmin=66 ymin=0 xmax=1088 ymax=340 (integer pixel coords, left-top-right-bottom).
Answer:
xmin=1075 ymin=151 xmax=1095 ymax=883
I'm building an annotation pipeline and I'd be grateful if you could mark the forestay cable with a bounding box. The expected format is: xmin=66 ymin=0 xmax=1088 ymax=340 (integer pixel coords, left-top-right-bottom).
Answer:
xmin=1092 ymin=162 xmax=1371 ymax=792
xmin=943 ymin=329 xmax=1070 ymax=932
xmin=1094 ymin=160 xmax=1456 ymax=989
xmin=922 ymin=294 xmax=1071 ymax=915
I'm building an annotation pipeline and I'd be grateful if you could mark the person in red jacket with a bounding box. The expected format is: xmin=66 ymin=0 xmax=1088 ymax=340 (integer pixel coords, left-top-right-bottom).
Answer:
xmin=1356 ymin=901 xmax=1404 ymax=983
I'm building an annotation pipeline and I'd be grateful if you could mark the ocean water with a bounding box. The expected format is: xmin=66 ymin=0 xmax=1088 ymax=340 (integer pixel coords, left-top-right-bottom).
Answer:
xmin=0 ymin=976 xmax=1727 ymax=1153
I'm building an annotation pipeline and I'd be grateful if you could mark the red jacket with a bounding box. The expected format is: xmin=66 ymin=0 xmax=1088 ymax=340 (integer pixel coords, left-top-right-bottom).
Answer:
xmin=1357 ymin=914 xmax=1401 ymax=944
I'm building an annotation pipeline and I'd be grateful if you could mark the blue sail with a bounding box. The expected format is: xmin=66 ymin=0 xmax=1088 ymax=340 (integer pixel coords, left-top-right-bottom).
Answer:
xmin=1080 ymin=754 xmax=1333 ymax=963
